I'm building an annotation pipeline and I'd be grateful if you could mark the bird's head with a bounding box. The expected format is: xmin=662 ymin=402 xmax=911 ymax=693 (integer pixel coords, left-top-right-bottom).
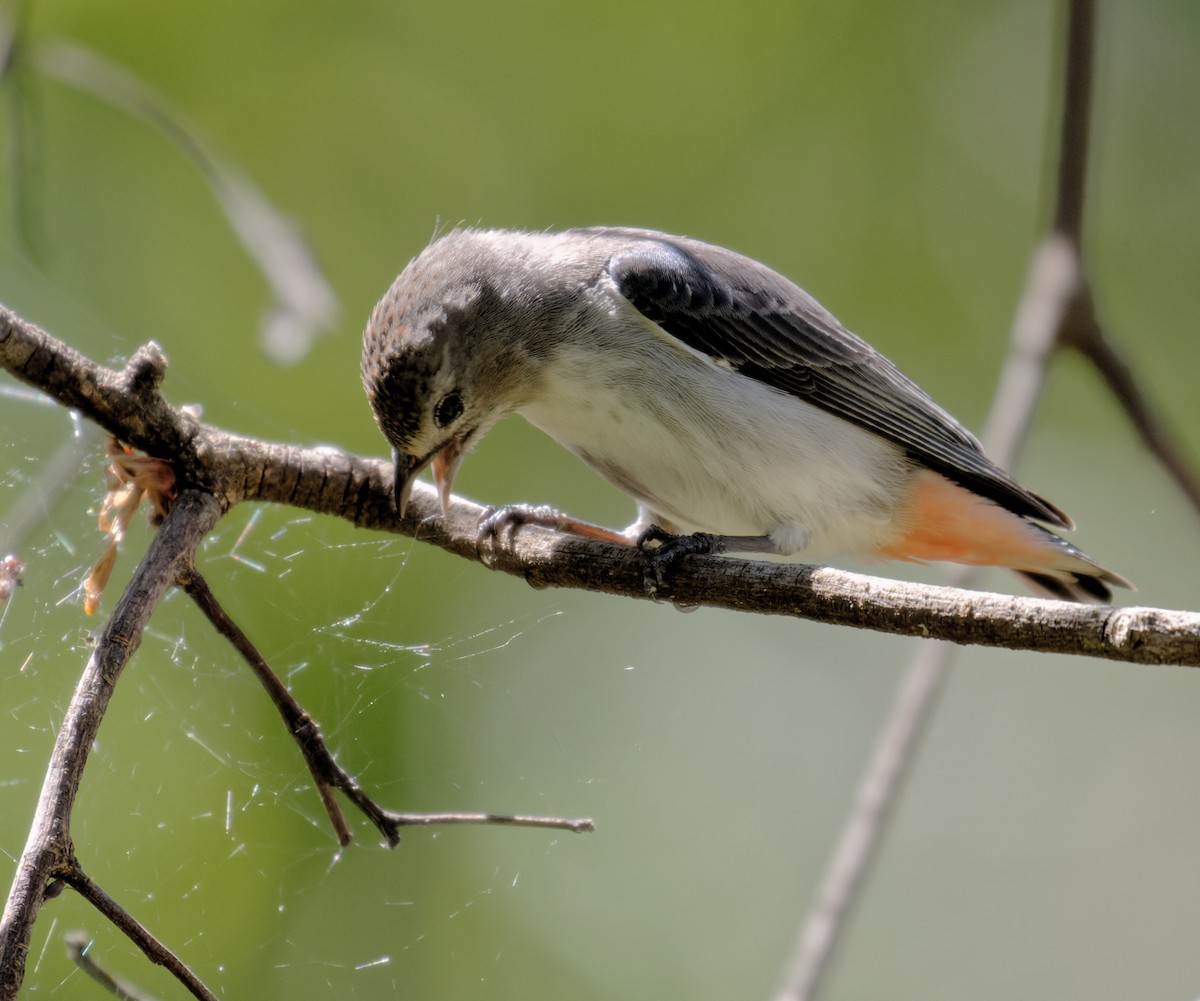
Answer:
xmin=361 ymin=233 xmax=540 ymax=517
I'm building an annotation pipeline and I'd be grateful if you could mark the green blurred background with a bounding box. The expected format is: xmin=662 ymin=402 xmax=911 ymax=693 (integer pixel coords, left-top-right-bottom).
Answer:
xmin=2 ymin=1 xmax=1199 ymax=998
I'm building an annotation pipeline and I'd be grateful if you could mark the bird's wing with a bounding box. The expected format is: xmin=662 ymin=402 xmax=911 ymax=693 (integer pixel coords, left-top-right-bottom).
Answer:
xmin=598 ymin=230 xmax=1070 ymax=527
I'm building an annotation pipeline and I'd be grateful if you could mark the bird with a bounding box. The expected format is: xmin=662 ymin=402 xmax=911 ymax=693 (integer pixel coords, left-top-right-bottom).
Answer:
xmin=361 ymin=226 xmax=1131 ymax=602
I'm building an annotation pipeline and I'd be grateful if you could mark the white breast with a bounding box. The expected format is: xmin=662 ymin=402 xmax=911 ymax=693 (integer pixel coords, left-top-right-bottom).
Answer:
xmin=518 ymin=307 xmax=912 ymax=560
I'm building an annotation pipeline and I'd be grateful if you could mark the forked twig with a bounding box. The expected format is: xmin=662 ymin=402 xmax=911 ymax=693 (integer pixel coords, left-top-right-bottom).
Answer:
xmin=1046 ymin=0 xmax=1199 ymax=510
xmin=0 ymin=491 xmax=222 ymax=1001
xmin=181 ymin=569 xmax=594 ymax=847
xmin=771 ymin=1 xmax=1200 ymax=997
xmin=1064 ymin=314 xmax=1200 ymax=514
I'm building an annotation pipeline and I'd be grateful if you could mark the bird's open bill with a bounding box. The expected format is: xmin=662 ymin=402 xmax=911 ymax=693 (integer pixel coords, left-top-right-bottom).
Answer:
xmin=392 ymin=447 xmax=422 ymax=516
xmin=430 ymin=439 xmax=464 ymax=516
xmin=393 ymin=440 xmax=464 ymax=518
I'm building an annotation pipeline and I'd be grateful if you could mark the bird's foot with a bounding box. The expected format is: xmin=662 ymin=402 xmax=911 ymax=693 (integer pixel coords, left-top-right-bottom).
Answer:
xmin=477 ymin=504 xmax=567 ymax=553
xmin=636 ymin=526 xmax=726 ymax=595
xmin=476 ymin=504 xmax=629 ymax=561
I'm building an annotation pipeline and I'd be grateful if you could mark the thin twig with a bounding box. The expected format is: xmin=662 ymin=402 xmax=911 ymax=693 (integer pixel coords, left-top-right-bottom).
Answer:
xmin=1068 ymin=328 xmax=1200 ymax=514
xmin=985 ymin=234 xmax=1079 ymax=464
xmin=1047 ymin=0 xmax=1200 ymax=513
xmin=772 ymin=2 xmax=1108 ymax=998
xmin=385 ymin=812 xmax=595 ymax=833
xmin=1053 ymin=0 xmax=1093 ymax=244
xmin=63 ymin=869 xmax=216 ymax=1001
xmin=32 ymin=40 xmax=339 ymax=365
xmin=65 ymin=930 xmax=160 ymax=1001
xmin=771 ymin=235 xmax=1108 ymax=1001
xmin=772 ymin=637 xmax=952 ymax=1001
xmin=181 ymin=569 xmax=359 ymax=844
xmin=181 ymin=569 xmax=595 ymax=846
xmin=770 ymin=291 xmax=1067 ymax=998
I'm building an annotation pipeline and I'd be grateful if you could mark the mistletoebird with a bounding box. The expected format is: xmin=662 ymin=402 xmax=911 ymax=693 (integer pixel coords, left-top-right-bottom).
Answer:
xmin=361 ymin=227 xmax=1130 ymax=602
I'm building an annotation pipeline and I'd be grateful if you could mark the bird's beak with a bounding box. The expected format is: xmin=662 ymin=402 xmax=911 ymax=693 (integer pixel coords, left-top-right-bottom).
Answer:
xmin=393 ymin=437 xmax=467 ymax=519
xmin=393 ymin=447 xmax=425 ymax=518
xmin=431 ymin=437 xmax=465 ymax=517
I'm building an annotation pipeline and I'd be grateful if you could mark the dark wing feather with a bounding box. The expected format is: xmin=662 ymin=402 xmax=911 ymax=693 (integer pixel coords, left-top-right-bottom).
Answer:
xmin=598 ymin=230 xmax=1071 ymax=528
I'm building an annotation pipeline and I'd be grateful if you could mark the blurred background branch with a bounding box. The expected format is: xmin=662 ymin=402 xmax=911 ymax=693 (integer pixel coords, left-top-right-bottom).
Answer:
xmin=0 ymin=11 xmax=339 ymax=366
xmin=774 ymin=1 xmax=1200 ymax=997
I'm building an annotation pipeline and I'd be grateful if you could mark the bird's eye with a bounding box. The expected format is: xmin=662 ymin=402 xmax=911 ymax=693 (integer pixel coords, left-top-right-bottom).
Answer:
xmin=433 ymin=390 xmax=464 ymax=429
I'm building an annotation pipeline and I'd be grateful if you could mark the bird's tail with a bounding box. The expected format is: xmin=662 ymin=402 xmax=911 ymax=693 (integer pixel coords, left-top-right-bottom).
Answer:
xmin=874 ymin=469 xmax=1133 ymax=603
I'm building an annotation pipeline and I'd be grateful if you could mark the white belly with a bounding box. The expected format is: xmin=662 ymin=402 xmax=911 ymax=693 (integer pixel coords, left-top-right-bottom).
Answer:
xmin=519 ymin=342 xmax=911 ymax=560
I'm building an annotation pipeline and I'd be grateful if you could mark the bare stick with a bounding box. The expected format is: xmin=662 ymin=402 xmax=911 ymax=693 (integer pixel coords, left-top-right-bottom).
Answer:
xmin=65 ymin=930 xmax=159 ymax=1001
xmin=770 ymin=293 xmax=1066 ymax=998
xmin=1047 ymin=0 xmax=1200 ymax=512
xmin=385 ymin=812 xmax=595 ymax=833
xmin=1 ymin=304 xmax=1197 ymax=665
xmin=0 ymin=491 xmax=220 ymax=1001
xmin=32 ymin=40 xmax=340 ymax=366
xmin=770 ymin=635 xmax=952 ymax=1000
xmin=181 ymin=569 xmax=595 ymax=846
xmin=1053 ymin=0 xmax=1093 ymax=244
xmin=772 ymin=2 xmax=1110 ymax=998
xmin=63 ymin=868 xmax=217 ymax=1001
xmin=1066 ymin=310 xmax=1200 ymax=516
xmin=181 ymin=569 xmax=358 ymax=844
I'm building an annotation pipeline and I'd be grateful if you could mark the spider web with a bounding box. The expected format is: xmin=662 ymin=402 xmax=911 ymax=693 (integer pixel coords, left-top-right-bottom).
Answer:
xmin=0 ymin=382 xmax=610 ymax=998
xmin=0 ymin=362 xmax=869 ymax=1001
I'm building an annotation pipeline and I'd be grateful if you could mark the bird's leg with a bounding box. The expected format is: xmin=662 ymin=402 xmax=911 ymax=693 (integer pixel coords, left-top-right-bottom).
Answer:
xmin=476 ymin=503 xmax=630 ymax=553
xmin=476 ymin=505 xmax=785 ymax=597
xmin=635 ymin=526 xmax=781 ymax=594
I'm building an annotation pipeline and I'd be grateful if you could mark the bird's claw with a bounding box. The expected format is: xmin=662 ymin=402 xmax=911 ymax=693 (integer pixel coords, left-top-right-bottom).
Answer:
xmin=635 ymin=527 xmax=724 ymax=595
xmin=475 ymin=503 xmax=570 ymax=560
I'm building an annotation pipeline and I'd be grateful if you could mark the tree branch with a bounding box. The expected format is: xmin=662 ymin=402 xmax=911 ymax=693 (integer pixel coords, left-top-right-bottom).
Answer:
xmin=63 ymin=869 xmax=218 ymax=1001
xmin=65 ymin=929 xmax=163 ymax=1001
xmin=1053 ymin=0 xmax=1093 ymax=244
xmin=180 ymin=569 xmax=594 ymax=846
xmin=2 ymin=303 xmax=1197 ymax=667
xmin=772 ymin=2 xmax=1199 ymax=997
xmin=1063 ymin=296 xmax=1200 ymax=515
xmin=0 ymin=490 xmax=221 ymax=1001
xmin=1046 ymin=0 xmax=1200 ymax=512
